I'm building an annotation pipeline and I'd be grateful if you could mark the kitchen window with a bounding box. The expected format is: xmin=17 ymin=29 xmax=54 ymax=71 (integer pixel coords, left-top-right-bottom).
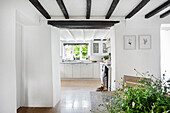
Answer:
xmin=63 ymin=43 xmax=89 ymax=60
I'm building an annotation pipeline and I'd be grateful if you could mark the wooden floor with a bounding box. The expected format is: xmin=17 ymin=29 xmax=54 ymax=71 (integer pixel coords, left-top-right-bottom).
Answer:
xmin=17 ymin=80 xmax=101 ymax=113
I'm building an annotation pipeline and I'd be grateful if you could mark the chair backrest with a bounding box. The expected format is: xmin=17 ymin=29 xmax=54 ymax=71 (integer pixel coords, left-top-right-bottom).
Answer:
xmin=123 ymin=75 xmax=151 ymax=90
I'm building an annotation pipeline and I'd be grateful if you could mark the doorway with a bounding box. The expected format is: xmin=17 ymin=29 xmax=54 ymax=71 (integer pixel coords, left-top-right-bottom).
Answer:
xmin=160 ymin=24 xmax=170 ymax=81
xmin=58 ymin=29 xmax=111 ymax=111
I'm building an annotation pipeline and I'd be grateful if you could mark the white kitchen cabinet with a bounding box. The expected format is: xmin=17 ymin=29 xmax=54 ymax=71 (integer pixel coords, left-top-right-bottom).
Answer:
xmin=101 ymin=41 xmax=108 ymax=55
xmin=92 ymin=41 xmax=108 ymax=56
xmin=72 ymin=64 xmax=81 ymax=78
xmin=60 ymin=63 xmax=100 ymax=79
xmin=64 ymin=64 xmax=73 ymax=78
xmin=81 ymin=64 xmax=93 ymax=78
xmin=93 ymin=63 xmax=100 ymax=78
xmin=92 ymin=41 xmax=101 ymax=55
xmin=60 ymin=64 xmax=65 ymax=78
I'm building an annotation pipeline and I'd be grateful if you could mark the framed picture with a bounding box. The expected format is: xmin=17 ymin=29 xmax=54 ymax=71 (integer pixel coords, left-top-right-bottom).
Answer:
xmin=124 ymin=35 xmax=136 ymax=50
xmin=139 ymin=35 xmax=151 ymax=49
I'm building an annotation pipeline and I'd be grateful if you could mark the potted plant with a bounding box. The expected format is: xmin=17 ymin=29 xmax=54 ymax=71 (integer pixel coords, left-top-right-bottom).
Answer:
xmin=104 ymin=56 xmax=109 ymax=60
xmin=96 ymin=69 xmax=170 ymax=113
xmin=75 ymin=56 xmax=80 ymax=60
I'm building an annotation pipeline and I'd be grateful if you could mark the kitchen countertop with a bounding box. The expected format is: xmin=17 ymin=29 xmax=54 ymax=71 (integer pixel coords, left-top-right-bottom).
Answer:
xmin=60 ymin=61 xmax=99 ymax=64
xmin=100 ymin=62 xmax=111 ymax=68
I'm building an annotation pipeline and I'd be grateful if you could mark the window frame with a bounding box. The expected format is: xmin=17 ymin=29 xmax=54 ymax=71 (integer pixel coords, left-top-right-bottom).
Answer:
xmin=63 ymin=43 xmax=89 ymax=60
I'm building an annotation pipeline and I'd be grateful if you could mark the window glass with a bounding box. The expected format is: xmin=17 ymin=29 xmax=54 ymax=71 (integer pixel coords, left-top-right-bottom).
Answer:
xmin=64 ymin=44 xmax=88 ymax=60
xmin=73 ymin=46 xmax=80 ymax=60
xmin=82 ymin=45 xmax=88 ymax=60
xmin=64 ymin=45 xmax=72 ymax=60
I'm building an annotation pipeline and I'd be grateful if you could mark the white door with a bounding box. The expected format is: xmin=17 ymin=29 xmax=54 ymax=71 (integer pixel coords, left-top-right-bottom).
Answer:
xmin=93 ymin=63 xmax=100 ymax=78
xmin=81 ymin=64 xmax=93 ymax=78
xmin=73 ymin=64 xmax=81 ymax=78
xmin=60 ymin=64 xmax=65 ymax=78
xmin=64 ymin=64 xmax=73 ymax=78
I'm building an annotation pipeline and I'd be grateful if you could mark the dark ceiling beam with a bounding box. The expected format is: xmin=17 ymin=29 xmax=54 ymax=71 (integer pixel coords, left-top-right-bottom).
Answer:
xmin=29 ymin=0 xmax=51 ymax=19
xmin=56 ymin=0 xmax=69 ymax=19
xmin=86 ymin=0 xmax=91 ymax=19
xmin=58 ymin=26 xmax=110 ymax=29
xmin=125 ymin=0 xmax=150 ymax=19
xmin=48 ymin=20 xmax=119 ymax=29
xmin=160 ymin=10 xmax=170 ymax=18
xmin=145 ymin=0 xmax=170 ymax=18
xmin=105 ymin=0 xmax=120 ymax=19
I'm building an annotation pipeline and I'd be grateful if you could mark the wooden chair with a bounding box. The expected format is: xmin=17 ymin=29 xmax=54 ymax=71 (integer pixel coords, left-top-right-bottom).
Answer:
xmin=103 ymin=75 xmax=152 ymax=96
xmin=123 ymin=75 xmax=152 ymax=90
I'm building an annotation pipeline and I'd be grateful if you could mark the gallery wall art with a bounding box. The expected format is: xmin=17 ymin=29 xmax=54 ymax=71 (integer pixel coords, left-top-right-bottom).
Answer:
xmin=124 ymin=35 xmax=136 ymax=50
xmin=139 ymin=35 xmax=151 ymax=49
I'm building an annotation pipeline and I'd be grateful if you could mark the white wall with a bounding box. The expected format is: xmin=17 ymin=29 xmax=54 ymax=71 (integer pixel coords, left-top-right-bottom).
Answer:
xmin=51 ymin=27 xmax=61 ymax=106
xmin=0 ymin=0 xmax=40 ymax=112
xmin=0 ymin=2 xmax=17 ymax=113
xmin=16 ymin=24 xmax=22 ymax=109
xmin=23 ymin=25 xmax=54 ymax=107
xmin=111 ymin=16 xmax=170 ymax=88
xmin=110 ymin=27 xmax=116 ymax=90
xmin=0 ymin=1 xmax=61 ymax=111
xmin=161 ymin=26 xmax=170 ymax=80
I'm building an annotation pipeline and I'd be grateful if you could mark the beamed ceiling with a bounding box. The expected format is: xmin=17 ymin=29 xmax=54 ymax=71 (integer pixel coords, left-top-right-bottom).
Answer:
xmin=30 ymin=0 xmax=170 ymax=19
xmin=60 ymin=29 xmax=110 ymax=40
xmin=29 ymin=0 xmax=170 ymax=40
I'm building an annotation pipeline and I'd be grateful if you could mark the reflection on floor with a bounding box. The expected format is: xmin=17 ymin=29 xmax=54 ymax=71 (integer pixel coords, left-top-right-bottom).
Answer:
xmin=18 ymin=80 xmax=101 ymax=113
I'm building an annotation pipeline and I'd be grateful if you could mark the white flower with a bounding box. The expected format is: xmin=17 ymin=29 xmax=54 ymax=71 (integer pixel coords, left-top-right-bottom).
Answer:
xmin=132 ymin=101 xmax=135 ymax=108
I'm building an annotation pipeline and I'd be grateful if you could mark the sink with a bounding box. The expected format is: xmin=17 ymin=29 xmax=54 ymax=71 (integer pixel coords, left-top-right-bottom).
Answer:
xmin=62 ymin=60 xmax=93 ymax=64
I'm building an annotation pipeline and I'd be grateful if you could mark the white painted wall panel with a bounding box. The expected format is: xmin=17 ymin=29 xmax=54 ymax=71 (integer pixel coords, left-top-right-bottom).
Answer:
xmin=51 ymin=27 xmax=61 ymax=106
xmin=23 ymin=25 xmax=53 ymax=107
xmin=0 ymin=3 xmax=16 ymax=113
xmin=16 ymin=24 xmax=22 ymax=109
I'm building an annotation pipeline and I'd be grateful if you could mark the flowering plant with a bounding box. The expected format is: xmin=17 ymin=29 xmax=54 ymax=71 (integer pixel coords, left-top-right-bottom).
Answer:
xmin=97 ymin=69 xmax=170 ymax=113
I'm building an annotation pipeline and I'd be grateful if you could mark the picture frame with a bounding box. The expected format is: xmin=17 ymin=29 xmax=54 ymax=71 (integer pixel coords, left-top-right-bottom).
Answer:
xmin=124 ymin=35 xmax=136 ymax=50
xmin=139 ymin=35 xmax=151 ymax=49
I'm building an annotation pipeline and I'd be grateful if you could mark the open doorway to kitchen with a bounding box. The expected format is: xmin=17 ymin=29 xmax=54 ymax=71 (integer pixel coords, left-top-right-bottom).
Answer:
xmin=58 ymin=29 xmax=113 ymax=112
xmin=160 ymin=24 xmax=170 ymax=82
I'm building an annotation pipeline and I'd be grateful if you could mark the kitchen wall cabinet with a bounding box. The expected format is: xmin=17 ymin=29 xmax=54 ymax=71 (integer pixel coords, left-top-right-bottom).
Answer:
xmin=92 ymin=41 xmax=101 ymax=55
xmin=64 ymin=64 xmax=73 ymax=78
xmin=92 ymin=41 xmax=108 ymax=56
xmin=102 ymin=41 xmax=108 ymax=56
xmin=81 ymin=64 xmax=93 ymax=78
xmin=72 ymin=64 xmax=81 ymax=78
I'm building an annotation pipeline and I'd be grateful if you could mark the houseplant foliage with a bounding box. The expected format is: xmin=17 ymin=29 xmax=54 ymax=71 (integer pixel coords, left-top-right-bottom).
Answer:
xmin=97 ymin=69 xmax=170 ymax=113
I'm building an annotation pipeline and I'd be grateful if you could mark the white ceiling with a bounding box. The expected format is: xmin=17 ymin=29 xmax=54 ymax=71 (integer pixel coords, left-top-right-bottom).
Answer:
xmin=37 ymin=0 xmax=170 ymax=40
xmin=60 ymin=29 xmax=110 ymax=40
xmin=38 ymin=0 xmax=169 ymax=18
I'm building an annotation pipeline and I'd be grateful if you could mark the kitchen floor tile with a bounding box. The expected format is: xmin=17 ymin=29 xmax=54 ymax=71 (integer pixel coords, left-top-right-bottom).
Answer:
xmin=18 ymin=80 xmax=101 ymax=113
